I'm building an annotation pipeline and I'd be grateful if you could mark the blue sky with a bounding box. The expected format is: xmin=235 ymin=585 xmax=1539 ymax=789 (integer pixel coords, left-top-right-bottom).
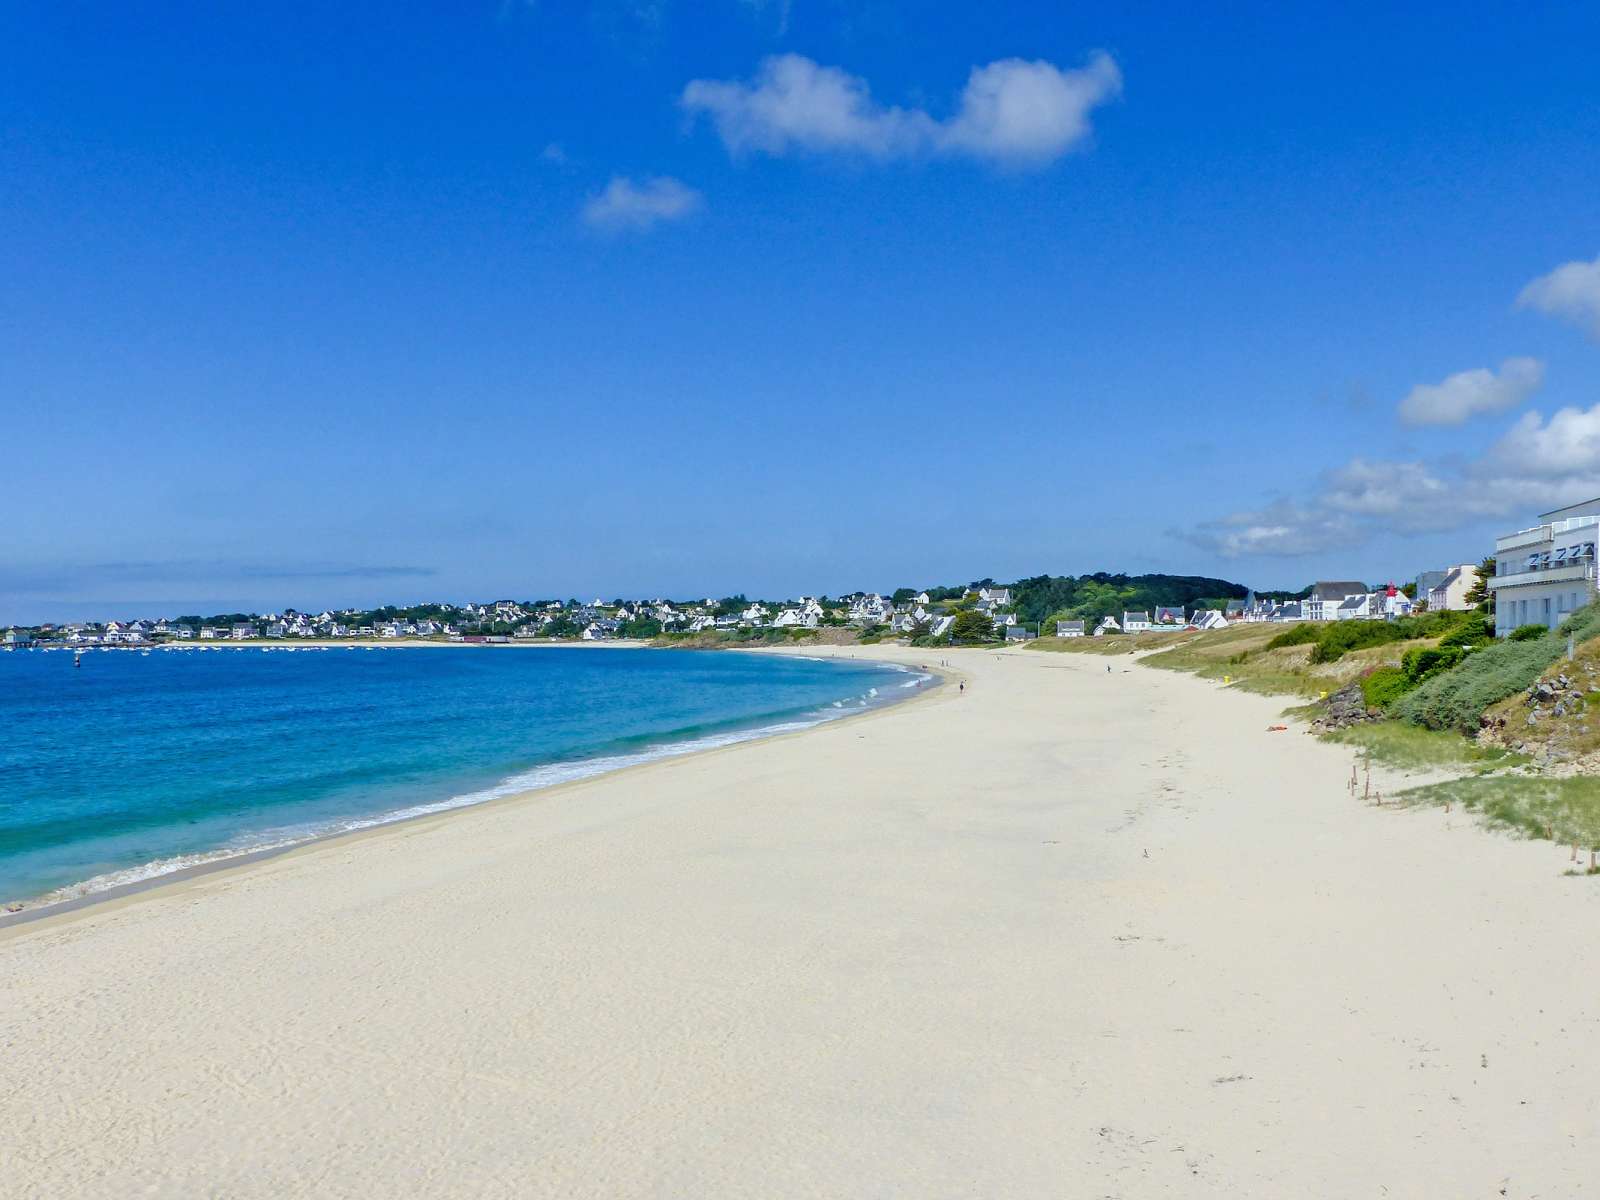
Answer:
xmin=6 ymin=2 xmax=1600 ymax=622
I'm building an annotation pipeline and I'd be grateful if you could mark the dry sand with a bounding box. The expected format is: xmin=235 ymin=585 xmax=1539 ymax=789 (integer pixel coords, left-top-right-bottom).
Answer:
xmin=3 ymin=645 xmax=1597 ymax=1197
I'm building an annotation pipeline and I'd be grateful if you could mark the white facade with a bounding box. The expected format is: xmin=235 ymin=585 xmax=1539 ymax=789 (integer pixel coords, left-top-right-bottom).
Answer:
xmin=1488 ymin=498 xmax=1600 ymax=637
xmin=1425 ymin=564 xmax=1478 ymax=612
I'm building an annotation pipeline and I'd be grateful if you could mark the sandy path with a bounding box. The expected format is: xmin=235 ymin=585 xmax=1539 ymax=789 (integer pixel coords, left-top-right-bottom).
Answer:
xmin=3 ymin=646 xmax=1596 ymax=1197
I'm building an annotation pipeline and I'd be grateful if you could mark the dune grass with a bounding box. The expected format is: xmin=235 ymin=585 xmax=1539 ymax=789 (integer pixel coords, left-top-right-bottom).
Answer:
xmin=1324 ymin=722 xmax=1524 ymax=773
xmin=1136 ymin=623 xmax=1446 ymax=699
xmin=1395 ymin=775 xmax=1600 ymax=862
xmin=1027 ymin=629 xmax=1193 ymax=656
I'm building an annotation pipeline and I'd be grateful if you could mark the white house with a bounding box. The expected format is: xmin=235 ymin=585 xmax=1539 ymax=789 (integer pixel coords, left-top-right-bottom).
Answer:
xmin=1188 ymin=609 xmax=1227 ymax=630
xmin=1055 ymin=620 xmax=1085 ymax=638
xmin=1304 ymin=581 xmax=1368 ymax=621
xmin=848 ymin=593 xmax=892 ymax=625
xmin=1488 ymin=498 xmax=1600 ymax=636
xmin=1334 ymin=594 xmax=1373 ymax=620
xmin=930 ymin=614 xmax=956 ymax=639
xmin=773 ymin=607 xmax=818 ymax=629
xmin=4 ymin=629 xmax=33 ymax=647
xmin=231 ymin=623 xmax=258 ymax=640
xmin=1122 ymin=611 xmax=1152 ymax=634
xmin=978 ymin=587 xmax=1012 ymax=607
xmin=1094 ymin=615 xmax=1121 ymax=636
xmin=1425 ymin=564 xmax=1478 ymax=612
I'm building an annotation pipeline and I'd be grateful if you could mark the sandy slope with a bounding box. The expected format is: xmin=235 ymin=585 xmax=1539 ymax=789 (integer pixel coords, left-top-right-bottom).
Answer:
xmin=3 ymin=646 xmax=1596 ymax=1198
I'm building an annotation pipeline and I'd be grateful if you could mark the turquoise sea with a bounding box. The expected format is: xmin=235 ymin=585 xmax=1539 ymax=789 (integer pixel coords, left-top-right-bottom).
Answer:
xmin=0 ymin=646 xmax=926 ymax=906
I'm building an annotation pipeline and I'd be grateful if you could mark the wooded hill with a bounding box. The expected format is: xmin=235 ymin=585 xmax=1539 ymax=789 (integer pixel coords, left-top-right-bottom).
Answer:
xmin=933 ymin=573 xmax=1252 ymax=628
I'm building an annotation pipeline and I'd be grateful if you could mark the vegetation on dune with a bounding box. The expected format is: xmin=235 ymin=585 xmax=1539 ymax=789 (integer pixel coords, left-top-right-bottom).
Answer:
xmin=1325 ymin=722 xmax=1522 ymax=772
xmin=1028 ymin=629 xmax=1192 ymax=656
xmin=1395 ymin=775 xmax=1600 ymax=866
xmin=1358 ymin=666 xmax=1411 ymax=710
xmin=1392 ymin=605 xmax=1600 ymax=733
xmin=1265 ymin=610 xmax=1480 ymax=664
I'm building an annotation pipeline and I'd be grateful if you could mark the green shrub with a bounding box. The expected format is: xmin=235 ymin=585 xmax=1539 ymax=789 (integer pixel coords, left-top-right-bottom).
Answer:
xmin=1438 ymin=614 xmax=1494 ymax=649
xmin=1307 ymin=609 xmax=1471 ymax=663
xmin=1509 ymin=623 xmax=1547 ymax=642
xmin=1400 ymin=644 xmax=1464 ymax=684
xmin=1265 ymin=623 xmax=1320 ymax=650
xmin=1393 ymin=605 xmax=1600 ymax=732
xmin=1309 ymin=620 xmax=1408 ymax=663
xmin=1359 ymin=666 xmax=1411 ymax=709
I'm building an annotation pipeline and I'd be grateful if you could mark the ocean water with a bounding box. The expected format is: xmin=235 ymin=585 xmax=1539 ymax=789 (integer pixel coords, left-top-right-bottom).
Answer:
xmin=0 ymin=646 xmax=927 ymax=906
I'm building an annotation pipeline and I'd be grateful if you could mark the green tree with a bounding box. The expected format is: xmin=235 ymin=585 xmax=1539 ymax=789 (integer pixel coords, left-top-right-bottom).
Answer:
xmin=949 ymin=608 xmax=998 ymax=643
xmin=1465 ymin=557 xmax=1495 ymax=614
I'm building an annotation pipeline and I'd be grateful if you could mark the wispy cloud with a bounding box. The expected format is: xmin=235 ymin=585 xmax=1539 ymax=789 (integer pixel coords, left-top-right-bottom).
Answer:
xmin=1184 ymin=501 xmax=1362 ymax=559
xmin=1183 ymin=399 xmax=1600 ymax=559
xmin=1518 ymin=253 xmax=1600 ymax=339
xmin=680 ymin=52 xmax=1122 ymax=168
xmin=1397 ymin=357 xmax=1543 ymax=427
xmin=580 ymin=175 xmax=703 ymax=232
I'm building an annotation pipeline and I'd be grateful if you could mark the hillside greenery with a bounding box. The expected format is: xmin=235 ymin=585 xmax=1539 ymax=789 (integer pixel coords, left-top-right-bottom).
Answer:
xmin=1392 ymin=605 xmax=1600 ymax=733
xmin=1265 ymin=610 xmax=1479 ymax=663
xmin=1007 ymin=573 xmax=1249 ymax=626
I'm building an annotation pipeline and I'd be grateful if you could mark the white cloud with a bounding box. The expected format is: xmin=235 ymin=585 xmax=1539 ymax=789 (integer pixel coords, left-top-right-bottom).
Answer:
xmin=1397 ymin=357 xmax=1543 ymax=427
xmin=939 ymin=55 xmax=1123 ymax=164
xmin=1187 ymin=399 xmax=1600 ymax=560
xmin=1518 ymin=254 xmax=1600 ymax=339
xmin=581 ymin=175 xmax=702 ymax=232
xmin=540 ymin=142 xmax=567 ymax=164
xmin=1185 ymin=502 xmax=1361 ymax=559
xmin=1480 ymin=404 xmax=1600 ymax=488
xmin=680 ymin=52 xmax=1120 ymax=167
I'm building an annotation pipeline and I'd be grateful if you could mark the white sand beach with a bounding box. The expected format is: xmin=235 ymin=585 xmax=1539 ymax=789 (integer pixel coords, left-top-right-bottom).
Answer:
xmin=3 ymin=646 xmax=1597 ymax=1197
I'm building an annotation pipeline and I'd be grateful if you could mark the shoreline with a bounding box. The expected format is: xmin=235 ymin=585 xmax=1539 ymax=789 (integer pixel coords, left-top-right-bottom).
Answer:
xmin=0 ymin=647 xmax=951 ymax=932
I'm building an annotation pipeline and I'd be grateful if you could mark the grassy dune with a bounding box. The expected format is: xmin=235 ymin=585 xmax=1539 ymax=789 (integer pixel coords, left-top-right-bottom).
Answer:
xmin=1395 ymin=774 xmax=1600 ymax=863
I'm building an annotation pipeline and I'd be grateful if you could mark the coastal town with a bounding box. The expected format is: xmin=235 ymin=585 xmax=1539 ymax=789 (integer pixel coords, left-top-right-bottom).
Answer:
xmin=5 ymin=498 xmax=1596 ymax=651
xmin=0 ymin=567 xmax=1507 ymax=649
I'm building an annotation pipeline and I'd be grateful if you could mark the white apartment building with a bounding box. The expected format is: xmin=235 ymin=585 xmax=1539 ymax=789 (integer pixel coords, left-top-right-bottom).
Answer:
xmin=1488 ymin=498 xmax=1600 ymax=636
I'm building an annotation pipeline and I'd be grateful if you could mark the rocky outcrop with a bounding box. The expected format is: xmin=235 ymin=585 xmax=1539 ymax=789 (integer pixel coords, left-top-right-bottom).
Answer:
xmin=1312 ymin=683 xmax=1379 ymax=732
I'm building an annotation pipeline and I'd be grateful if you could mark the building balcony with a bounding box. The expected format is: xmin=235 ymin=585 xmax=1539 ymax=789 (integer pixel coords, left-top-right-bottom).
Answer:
xmin=1495 ymin=526 xmax=1552 ymax=553
xmin=1487 ymin=563 xmax=1594 ymax=590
